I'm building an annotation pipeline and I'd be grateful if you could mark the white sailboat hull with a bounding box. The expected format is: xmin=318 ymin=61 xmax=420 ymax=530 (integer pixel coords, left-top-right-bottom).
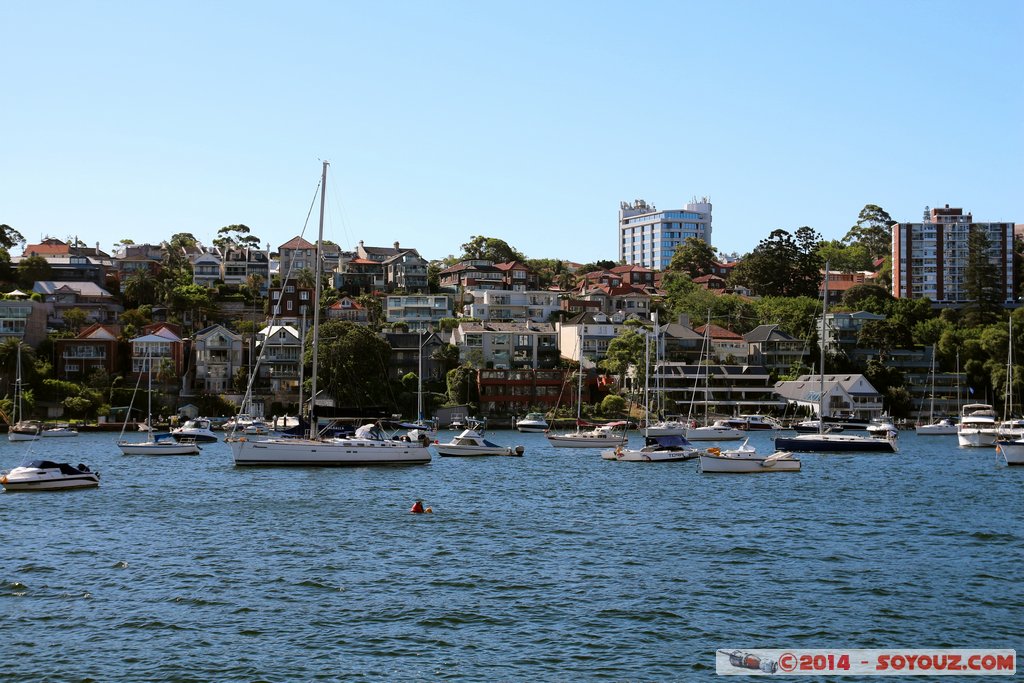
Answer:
xmin=916 ymin=423 xmax=958 ymax=435
xmin=601 ymin=447 xmax=698 ymax=462
xmin=699 ymin=451 xmax=801 ymax=473
xmin=684 ymin=426 xmax=745 ymax=441
xmin=229 ymin=437 xmax=431 ymax=466
xmin=118 ymin=440 xmax=201 ymax=455
xmin=8 ymin=430 xmax=39 ymax=442
xmin=546 ymin=433 xmax=625 ymax=448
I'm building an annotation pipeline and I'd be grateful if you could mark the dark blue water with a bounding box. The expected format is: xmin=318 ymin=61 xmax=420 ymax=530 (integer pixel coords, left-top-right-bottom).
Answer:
xmin=2 ymin=431 xmax=1020 ymax=680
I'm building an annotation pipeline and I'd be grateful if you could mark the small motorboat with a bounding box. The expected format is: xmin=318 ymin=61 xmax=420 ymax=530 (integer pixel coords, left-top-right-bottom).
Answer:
xmin=601 ymin=434 xmax=701 ymax=462
xmin=434 ymin=428 xmax=524 ymax=457
xmin=699 ymin=440 xmax=801 ymax=474
xmin=41 ymin=425 xmax=79 ymax=437
xmin=170 ymin=418 xmax=218 ymax=443
xmin=515 ymin=412 xmax=549 ymax=433
xmin=2 ymin=460 xmax=100 ymax=491
xmin=866 ymin=417 xmax=899 ymax=438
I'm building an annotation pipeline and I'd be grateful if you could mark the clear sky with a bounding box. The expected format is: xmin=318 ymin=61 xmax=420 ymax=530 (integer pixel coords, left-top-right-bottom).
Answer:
xmin=3 ymin=1 xmax=1021 ymax=264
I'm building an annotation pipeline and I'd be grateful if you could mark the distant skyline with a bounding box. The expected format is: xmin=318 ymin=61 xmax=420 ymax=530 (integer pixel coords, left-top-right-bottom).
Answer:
xmin=3 ymin=1 xmax=1021 ymax=263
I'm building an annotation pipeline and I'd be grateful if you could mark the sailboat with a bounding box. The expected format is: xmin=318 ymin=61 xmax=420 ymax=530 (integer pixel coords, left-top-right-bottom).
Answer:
xmin=226 ymin=161 xmax=430 ymax=466
xmin=545 ymin=322 xmax=628 ymax=448
xmin=118 ymin=352 xmax=200 ymax=455
xmin=774 ymin=264 xmax=897 ymax=454
xmin=640 ymin=313 xmax=687 ymax=437
xmin=684 ymin=316 xmax=743 ymax=441
xmin=9 ymin=343 xmax=40 ymax=442
xmin=916 ymin=345 xmax=957 ymax=435
xmin=995 ymin=318 xmax=1024 ymax=465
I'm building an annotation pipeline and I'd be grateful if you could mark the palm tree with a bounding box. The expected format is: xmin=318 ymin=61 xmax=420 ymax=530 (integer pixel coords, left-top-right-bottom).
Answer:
xmin=122 ymin=269 xmax=158 ymax=307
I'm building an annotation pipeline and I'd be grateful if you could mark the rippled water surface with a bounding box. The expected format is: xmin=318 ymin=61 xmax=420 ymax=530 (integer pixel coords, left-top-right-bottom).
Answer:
xmin=2 ymin=430 xmax=1021 ymax=680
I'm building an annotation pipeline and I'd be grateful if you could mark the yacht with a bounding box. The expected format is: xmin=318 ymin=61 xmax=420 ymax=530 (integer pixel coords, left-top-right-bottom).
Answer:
xmin=41 ymin=425 xmax=79 ymax=437
xmin=724 ymin=414 xmax=783 ymax=431
xmin=434 ymin=427 xmax=524 ymax=457
xmin=2 ymin=460 xmax=99 ymax=491
xmin=515 ymin=412 xmax=549 ymax=433
xmin=171 ymin=418 xmax=218 ymax=443
xmin=684 ymin=419 xmax=744 ymax=441
xmin=957 ymin=403 xmax=998 ymax=448
xmin=699 ymin=439 xmax=801 ymax=474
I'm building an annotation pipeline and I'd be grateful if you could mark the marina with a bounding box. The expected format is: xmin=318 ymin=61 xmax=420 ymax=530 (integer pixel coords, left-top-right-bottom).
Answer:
xmin=1 ymin=429 xmax=1020 ymax=679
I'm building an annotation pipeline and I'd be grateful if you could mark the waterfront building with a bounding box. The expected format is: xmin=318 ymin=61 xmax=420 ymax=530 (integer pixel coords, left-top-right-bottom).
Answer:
xmin=450 ymin=321 xmax=559 ymax=370
xmin=891 ymin=204 xmax=1015 ymax=304
xmin=255 ymin=325 xmax=301 ymax=396
xmin=54 ymin=323 xmax=121 ymax=380
xmin=774 ymin=374 xmax=884 ymax=421
xmin=556 ymin=311 xmax=644 ymax=365
xmin=652 ymin=363 xmax=784 ymax=416
xmin=193 ymin=324 xmax=244 ymax=394
xmin=464 ymin=289 xmax=561 ymax=323
xmin=744 ymin=325 xmax=809 ymax=375
xmin=385 ymin=294 xmax=452 ymax=332
xmin=129 ymin=323 xmax=185 ymax=380
xmin=0 ymin=299 xmax=48 ymax=347
xmin=268 ymin=279 xmax=313 ymax=326
xmin=33 ymin=280 xmax=123 ymax=328
xmin=618 ymin=197 xmax=713 ymax=270
xmin=820 ymin=310 xmax=886 ymax=352
xmin=477 ymin=368 xmax=575 ymax=415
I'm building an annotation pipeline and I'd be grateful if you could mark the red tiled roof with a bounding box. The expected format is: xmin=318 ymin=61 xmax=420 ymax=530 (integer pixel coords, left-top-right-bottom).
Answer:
xmin=695 ymin=323 xmax=743 ymax=340
xmin=279 ymin=236 xmax=316 ymax=250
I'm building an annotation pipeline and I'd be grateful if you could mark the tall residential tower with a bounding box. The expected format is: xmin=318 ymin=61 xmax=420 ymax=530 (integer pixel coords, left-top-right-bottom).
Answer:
xmin=891 ymin=205 xmax=1015 ymax=304
xmin=618 ymin=198 xmax=712 ymax=270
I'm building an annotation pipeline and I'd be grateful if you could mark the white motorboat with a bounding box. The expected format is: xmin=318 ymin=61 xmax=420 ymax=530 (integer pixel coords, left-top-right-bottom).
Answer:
xmin=2 ymin=460 xmax=99 ymax=491
xmin=515 ymin=412 xmax=549 ymax=433
xmin=546 ymin=420 xmax=628 ymax=448
xmin=41 ymin=425 xmax=79 ymax=437
xmin=996 ymin=438 xmax=1024 ymax=466
xmin=957 ymin=403 xmax=998 ymax=448
xmin=685 ymin=419 xmax=745 ymax=441
xmin=601 ymin=434 xmax=700 ymax=462
xmin=171 ymin=418 xmax=218 ymax=443
xmin=916 ymin=418 xmax=958 ymax=436
xmin=866 ymin=417 xmax=899 ymax=438
xmin=699 ymin=440 xmax=801 ymax=474
xmin=434 ymin=428 xmax=524 ymax=457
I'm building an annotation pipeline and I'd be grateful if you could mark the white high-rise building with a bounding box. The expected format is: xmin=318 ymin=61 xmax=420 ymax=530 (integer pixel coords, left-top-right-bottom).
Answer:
xmin=618 ymin=197 xmax=712 ymax=270
xmin=891 ymin=205 xmax=1015 ymax=304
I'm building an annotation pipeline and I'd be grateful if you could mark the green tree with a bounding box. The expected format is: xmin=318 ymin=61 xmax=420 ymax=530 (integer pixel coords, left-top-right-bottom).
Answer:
xmin=62 ymin=307 xmax=88 ymax=332
xmin=213 ymin=224 xmax=261 ymax=252
xmin=963 ymin=227 xmax=1004 ymax=326
xmin=599 ymin=327 xmax=647 ymax=394
xmin=600 ymin=394 xmax=627 ymax=417
xmin=752 ymin=296 xmax=822 ymax=339
xmin=168 ymin=283 xmax=217 ymax=331
xmin=17 ymin=255 xmax=52 ymax=289
xmin=841 ymin=283 xmax=892 ymax=313
xmin=356 ymin=294 xmax=383 ymax=328
xmin=315 ymin=321 xmax=393 ymax=409
xmin=0 ymin=224 xmax=26 ymax=251
xmin=446 ymin=364 xmax=478 ymax=406
xmin=666 ymin=237 xmax=718 ymax=278
xmin=459 ymin=236 xmax=526 ymax=263
xmin=122 ymin=269 xmax=160 ymax=307
xmin=817 ymin=239 xmax=873 ymax=272
xmin=844 ymin=204 xmax=895 ymax=261
xmin=729 ymin=227 xmax=823 ymax=298
xmin=294 ymin=267 xmax=316 ymax=290
xmin=857 ymin=319 xmax=913 ymax=359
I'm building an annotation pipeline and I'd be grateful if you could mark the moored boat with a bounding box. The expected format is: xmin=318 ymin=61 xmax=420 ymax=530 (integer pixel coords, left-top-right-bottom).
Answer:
xmin=957 ymin=403 xmax=997 ymax=448
xmin=515 ymin=412 xmax=549 ymax=433
xmin=41 ymin=425 xmax=79 ymax=437
xmin=699 ymin=441 xmax=801 ymax=473
xmin=434 ymin=428 xmax=524 ymax=457
xmin=995 ymin=438 xmax=1024 ymax=466
xmin=601 ymin=434 xmax=700 ymax=462
xmin=170 ymin=418 xmax=218 ymax=443
xmin=546 ymin=420 xmax=628 ymax=448
xmin=684 ymin=419 xmax=745 ymax=441
xmin=2 ymin=460 xmax=100 ymax=491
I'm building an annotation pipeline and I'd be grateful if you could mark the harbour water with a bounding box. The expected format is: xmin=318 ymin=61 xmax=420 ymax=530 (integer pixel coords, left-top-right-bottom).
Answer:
xmin=2 ymin=430 xmax=1021 ymax=680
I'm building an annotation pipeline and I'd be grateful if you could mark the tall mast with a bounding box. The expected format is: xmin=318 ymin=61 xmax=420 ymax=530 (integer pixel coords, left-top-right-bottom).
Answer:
xmin=417 ymin=331 xmax=424 ymax=421
xmin=819 ymin=262 xmax=828 ymax=433
xmin=309 ymin=160 xmax=328 ymax=437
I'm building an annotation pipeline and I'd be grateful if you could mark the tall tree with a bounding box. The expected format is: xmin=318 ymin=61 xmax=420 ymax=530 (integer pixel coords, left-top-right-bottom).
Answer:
xmin=729 ymin=228 xmax=823 ymax=298
xmin=459 ymin=236 xmax=525 ymax=263
xmin=16 ymin=255 xmax=52 ymax=289
xmin=122 ymin=269 xmax=159 ymax=307
xmin=0 ymin=224 xmax=26 ymax=251
xmin=213 ymin=224 xmax=262 ymax=252
xmin=844 ymin=204 xmax=895 ymax=261
xmin=667 ymin=237 xmax=718 ymax=278
xmin=314 ymin=321 xmax=394 ymax=410
xmin=963 ymin=227 xmax=1004 ymax=325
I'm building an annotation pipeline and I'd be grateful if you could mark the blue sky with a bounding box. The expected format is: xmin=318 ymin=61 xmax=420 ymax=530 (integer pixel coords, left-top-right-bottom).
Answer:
xmin=3 ymin=1 xmax=1020 ymax=263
